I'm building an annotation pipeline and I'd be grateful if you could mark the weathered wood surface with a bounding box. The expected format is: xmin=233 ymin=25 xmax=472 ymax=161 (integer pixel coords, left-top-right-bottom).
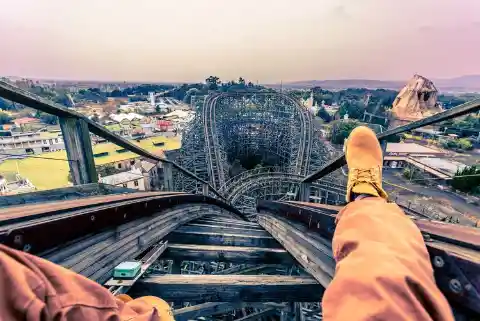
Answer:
xmin=196 ymin=217 xmax=261 ymax=228
xmin=165 ymin=244 xmax=294 ymax=264
xmin=60 ymin=117 xmax=97 ymax=185
xmin=175 ymin=225 xmax=270 ymax=237
xmin=130 ymin=275 xmax=323 ymax=301
xmin=166 ymin=230 xmax=281 ymax=248
xmin=174 ymin=302 xmax=246 ymax=321
xmin=258 ymin=214 xmax=335 ymax=288
xmin=234 ymin=308 xmax=277 ymax=320
xmin=186 ymin=222 xmax=264 ymax=231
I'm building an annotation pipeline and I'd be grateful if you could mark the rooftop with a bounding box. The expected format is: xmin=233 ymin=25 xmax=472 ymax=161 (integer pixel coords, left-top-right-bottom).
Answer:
xmin=386 ymin=143 xmax=445 ymax=155
xmin=413 ymin=157 xmax=467 ymax=177
xmin=99 ymin=168 xmax=143 ymax=185
xmin=109 ymin=113 xmax=144 ymax=123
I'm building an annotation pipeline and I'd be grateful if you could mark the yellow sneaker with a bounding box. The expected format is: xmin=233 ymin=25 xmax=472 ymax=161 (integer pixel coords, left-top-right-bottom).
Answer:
xmin=345 ymin=126 xmax=388 ymax=202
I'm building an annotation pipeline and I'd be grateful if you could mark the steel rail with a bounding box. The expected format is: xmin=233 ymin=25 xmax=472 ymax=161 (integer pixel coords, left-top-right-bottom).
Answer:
xmin=0 ymin=81 xmax=226 ymax=200
xmin=302 ymin=99 xmax=480 ymax=183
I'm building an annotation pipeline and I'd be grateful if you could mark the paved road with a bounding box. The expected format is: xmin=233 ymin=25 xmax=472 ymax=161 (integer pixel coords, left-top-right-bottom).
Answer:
xmin=383 ymin=171 xmax=479 ymax=219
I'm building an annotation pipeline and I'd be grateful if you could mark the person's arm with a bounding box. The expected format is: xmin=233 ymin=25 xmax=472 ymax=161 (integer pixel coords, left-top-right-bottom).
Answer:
xmin=322 ymin=198 xmax=454 ymax=321
xmin=0 ymin=244 xmax=161 ymax=321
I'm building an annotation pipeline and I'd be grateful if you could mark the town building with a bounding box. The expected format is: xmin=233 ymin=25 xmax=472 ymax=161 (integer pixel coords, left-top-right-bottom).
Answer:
xmin=0 ymin=173 xmax=36 ymax=195
xmin=0 ymin=130 xmax=65 ymax=155
xmin=383 ymin=142 xmax=466 ymax=182
xmin=99 ymin=168 xmax=146 ymax=191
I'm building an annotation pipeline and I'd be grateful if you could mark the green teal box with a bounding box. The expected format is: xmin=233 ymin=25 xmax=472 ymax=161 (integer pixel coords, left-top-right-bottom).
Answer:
xmin=113 ymin=261 xmax=141 ymax=279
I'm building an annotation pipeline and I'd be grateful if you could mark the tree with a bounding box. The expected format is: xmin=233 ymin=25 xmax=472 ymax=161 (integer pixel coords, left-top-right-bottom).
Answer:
xmin=339 ymin=101 xmax=364 ymax=120
xmin=0 ymin=112 xmax=12 ymax=125
xmin=0 ymin=98 xmax=14 ymax=111
xmin=441 ymin=138 xmax=473 ymax=151
xmin=183 ymin=88 xmax=201 ymax=104
xmin=457 ymin=138 xmax=473 ymax=150
xmin=97 ymin=164 xmax=118 ymax=177
xmin=451 ymin=165 xmax=480 ymax=194
xmin=330 ymin=120 xmax=361 ymax=144
xmin=205 ymin=76 xmax=220 ymax=90
xmin=37 ymin=112 xmax=58 ymax=125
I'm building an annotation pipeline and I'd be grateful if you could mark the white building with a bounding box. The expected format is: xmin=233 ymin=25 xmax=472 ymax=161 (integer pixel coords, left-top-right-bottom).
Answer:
xmin=0 ymin=131 xmax=65 ymax=155
xmin=99 ymin=168 xmax=146 ymax=191
xmin=109 ymin=113 xmax=144 ymax=123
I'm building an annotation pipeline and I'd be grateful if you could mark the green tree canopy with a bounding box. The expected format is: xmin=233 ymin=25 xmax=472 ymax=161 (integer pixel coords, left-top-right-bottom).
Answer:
xmin=0 ymin=111 xmax=12 ymax=125
xmin=330 ymin=120 xmax=361 ymax=144
xmin=205 ymin=76 xmax=220 ymax=90
xmin=451 ymin=165 xmax=480 ymax=195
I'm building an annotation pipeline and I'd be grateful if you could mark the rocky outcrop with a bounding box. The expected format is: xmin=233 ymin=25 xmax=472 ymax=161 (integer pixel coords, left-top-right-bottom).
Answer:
xmin=390 ymin=74 xmax=443 ymax=128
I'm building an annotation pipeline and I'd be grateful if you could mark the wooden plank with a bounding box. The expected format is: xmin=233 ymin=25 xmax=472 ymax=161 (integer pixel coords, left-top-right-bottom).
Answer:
xmin=165 ymin=244 xmax=294 ymax=264
xmin=187 ymin=222 xmax=264 ymax=231
xmin=176 ymin=225 xmax=269 ymax=237
xmin=234 ymin=308 xmax=277 ymax=320
xmin=258 ymin=214 xmax=334 ymax=288
xmin=130 ymin=275 xmax=323 ymax=302
xmin=174 ymin=302 xmax=246 ymax=321
xmin=196 ymin=217 xmax=261 ymax=227
xmin=193 ymin=219 xmax=264 ymax=229
xmin=166 ymin=230 xmax=281 ymax=248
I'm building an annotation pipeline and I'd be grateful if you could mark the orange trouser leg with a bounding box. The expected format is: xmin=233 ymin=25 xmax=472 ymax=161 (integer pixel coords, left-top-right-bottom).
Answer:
xmin=322 ymin=198 xmax=454 ymax=321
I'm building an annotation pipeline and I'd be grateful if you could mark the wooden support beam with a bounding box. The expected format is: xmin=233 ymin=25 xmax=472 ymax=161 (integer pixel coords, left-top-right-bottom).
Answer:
xmin=174 ymin=302 xmax=246 ymax=321
xmin=162 ymin=162 xmax=174 ymax=191
xmin=187 ymin=222 xmax=264 ymax=231
xmin=194 ymin=218 xmax=263 ymax=229
xmin=166 ymin=230 xmax=281 ymax=248
xmin=130 ymin=275 xmax=323 ymax=302
xmin=59 ymin=117 xmax=97 ymax=185
xmin=214 ymin=264 xmax=255 ymax=275
xmin=199 ymin=216 xmax=261 ymax=227
xmin=234 ymin=308 xmax=277 ymax=320
xmin=258 ymin=214 xmax=334 ymax=288
xmin=176 ymin=225 xmax=269 ymax=237
xmin=164 ymin=244 xmax=295 ymax=264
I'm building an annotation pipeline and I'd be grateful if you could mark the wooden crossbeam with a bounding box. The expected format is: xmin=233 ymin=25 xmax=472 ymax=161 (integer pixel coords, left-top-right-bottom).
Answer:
xmin=166 ymin=230 xmax=281 ymax=248
xmin=130 ymin=275 xmax=323 ymax=302
xmin=176 ymin=225 xmax=270 ymax=237
xmin=195 ymin=217 xmax=262 ymax=228
xmin=164 ymin=244 xmax=295 ymax=264
xmin=187 ymin=222 xmax=264 ymax=231
xmin=234 ymin=308 xmax=278 ymax=320
xmin=174 ymin=302 xmax=246 ymax=321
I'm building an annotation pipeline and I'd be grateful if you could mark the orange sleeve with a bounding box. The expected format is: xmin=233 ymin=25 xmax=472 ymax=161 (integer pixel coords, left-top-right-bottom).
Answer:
xmin=322 ymin=198 xmax=454 ymax=321
xmin=0 ymin=244 xmax=160 ymax=321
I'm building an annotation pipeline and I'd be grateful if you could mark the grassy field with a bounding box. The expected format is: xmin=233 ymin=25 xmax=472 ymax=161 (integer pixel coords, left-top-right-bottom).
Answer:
xmin=0 ymin=136 xmax=181 ymax=190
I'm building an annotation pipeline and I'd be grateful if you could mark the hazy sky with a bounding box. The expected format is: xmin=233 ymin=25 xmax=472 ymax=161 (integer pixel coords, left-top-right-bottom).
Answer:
xmin=1 ymin=0 xmax=479 ymax=83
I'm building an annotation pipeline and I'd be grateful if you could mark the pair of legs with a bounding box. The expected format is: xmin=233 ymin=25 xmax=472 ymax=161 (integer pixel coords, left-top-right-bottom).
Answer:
xmin=0 ymin=127 xmax=453 ymax=320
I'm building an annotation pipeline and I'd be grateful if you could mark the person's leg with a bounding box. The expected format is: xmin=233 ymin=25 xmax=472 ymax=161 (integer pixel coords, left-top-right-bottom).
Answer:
xmin=322 ymin=126 xmax=454 ymax=321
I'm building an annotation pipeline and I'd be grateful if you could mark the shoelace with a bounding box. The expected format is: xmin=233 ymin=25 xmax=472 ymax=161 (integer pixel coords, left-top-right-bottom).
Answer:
xmin=351 ymin=168 xmax=378 ymax=183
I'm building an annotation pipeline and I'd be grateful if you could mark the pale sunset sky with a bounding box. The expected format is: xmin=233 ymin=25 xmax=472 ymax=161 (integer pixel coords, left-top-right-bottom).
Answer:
xmin=1 ymin=0 xmax=479 ymax=83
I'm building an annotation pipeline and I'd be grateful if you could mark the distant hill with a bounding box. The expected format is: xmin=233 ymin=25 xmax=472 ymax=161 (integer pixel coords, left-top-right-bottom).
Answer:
xmin=268 ymin=75 xmax=480 ymax=92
